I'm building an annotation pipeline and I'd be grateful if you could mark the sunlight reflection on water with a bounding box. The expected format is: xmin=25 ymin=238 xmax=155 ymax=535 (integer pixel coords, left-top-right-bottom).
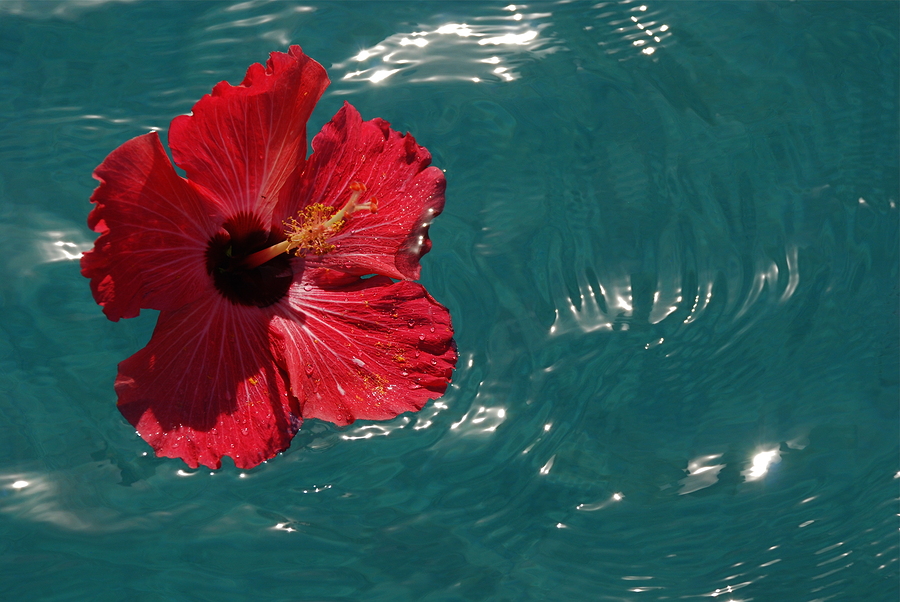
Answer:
xmin=330 ymin=6 xmax=555 ymax=90
xmin=0 ymin=0 xmax=896 ymax=600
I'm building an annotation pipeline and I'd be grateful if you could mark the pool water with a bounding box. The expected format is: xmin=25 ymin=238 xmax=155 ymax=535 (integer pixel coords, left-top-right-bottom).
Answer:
xmin=0 ymin=1 xmax=897 ymax=600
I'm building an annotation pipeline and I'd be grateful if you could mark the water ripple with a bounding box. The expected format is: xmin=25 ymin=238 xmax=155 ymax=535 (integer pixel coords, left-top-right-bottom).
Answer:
xmin=0 ymin=1 xmax=895 ymax=600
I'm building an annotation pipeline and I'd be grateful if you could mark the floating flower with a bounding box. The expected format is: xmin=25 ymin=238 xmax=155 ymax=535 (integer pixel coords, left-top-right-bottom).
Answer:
xmin=81 ymin=46 xmax=456 ymax=469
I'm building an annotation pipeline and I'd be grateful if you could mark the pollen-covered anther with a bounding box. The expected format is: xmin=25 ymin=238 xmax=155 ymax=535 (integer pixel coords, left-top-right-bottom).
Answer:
xmin=284 ymin=181 xmax=376 ymax=256
xmin=241 ymin=182 xmax=376 ymax=268
xmin=283 ymin=203 xmax=342 ymax=256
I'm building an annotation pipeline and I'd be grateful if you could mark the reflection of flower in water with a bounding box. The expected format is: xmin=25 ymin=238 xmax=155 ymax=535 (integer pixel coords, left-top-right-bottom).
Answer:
xmin=331 ymin=6 xmax=554 ymax=88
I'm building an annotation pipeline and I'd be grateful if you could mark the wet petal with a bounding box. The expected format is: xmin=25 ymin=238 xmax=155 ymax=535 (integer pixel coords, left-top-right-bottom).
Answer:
xmin=116 ymin=296 xmax=301 ymax=470
xmin=279 ymin=102 xmax=446 ymax=280
xmin=169 ymin=45 xmax=328 ymax=219
xmin=81 ymin=132 xmax=221 ymax=321
xmin=271 ymin=272 xmax=456 ymax=425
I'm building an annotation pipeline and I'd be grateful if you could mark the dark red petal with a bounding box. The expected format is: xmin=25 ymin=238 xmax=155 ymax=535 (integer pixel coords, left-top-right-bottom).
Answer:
xmin=271 ymin=272 xmax=456 ymax=425
xmin=278 ymin=102 xmax=446 ymax=281
xmin=116 ymin=296 xmax=301 ymax=470
xmin=81 ymin=132 xmax=221 ymax=321
xmin=168 ymin=46 xmax=328 ymax=220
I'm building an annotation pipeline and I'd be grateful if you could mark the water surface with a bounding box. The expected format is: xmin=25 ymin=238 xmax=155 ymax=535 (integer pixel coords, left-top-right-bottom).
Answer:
xmin=0 ymin=1 xmax=897 ymax=600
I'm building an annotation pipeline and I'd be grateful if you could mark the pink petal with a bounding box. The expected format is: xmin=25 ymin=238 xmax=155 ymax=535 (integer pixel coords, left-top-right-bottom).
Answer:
xmin=116 ymin=296 xmax=301 ymax=470
xmin=271 ymin=272 xmax=456 ymax=426
xmin=168 ymin=46 xmax=328 ymax=219
xmin=81 ymin=132 xmax=222 ymax=321
xmin=278 ymin=102 xmax=446 ymax=281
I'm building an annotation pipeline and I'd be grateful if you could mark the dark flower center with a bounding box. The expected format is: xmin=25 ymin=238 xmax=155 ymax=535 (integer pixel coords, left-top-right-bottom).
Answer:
xmin=205 ymin=212 xmax=293 ymax=307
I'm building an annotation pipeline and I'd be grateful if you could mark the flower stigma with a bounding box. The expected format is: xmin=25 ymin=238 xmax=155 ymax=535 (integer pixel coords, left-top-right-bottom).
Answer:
xmin=242 ymin=181 xmax=377 ymax=269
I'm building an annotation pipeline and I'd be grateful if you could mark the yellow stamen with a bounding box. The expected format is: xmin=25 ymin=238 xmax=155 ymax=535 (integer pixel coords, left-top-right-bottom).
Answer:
xmin=284 ymin=203 xmax=343 ymax=256
xmin=240 ymin=181 xmax=376 ymax=269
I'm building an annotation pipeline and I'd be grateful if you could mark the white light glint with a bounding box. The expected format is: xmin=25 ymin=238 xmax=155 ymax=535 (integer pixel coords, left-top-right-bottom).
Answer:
xmin=659 ymin=24 xmax=669 ymax=32
xmin=642 ymin=47 xmax=656 ymax=55
xmin=436 ymin=23 xmax=473 ymax=37
xmin=273 ymin=522 xmax=297 ymax=533
xmin=539 ymin=455 xmax=555 ymax=475
xmin=679 ymin=454 xmax=725 ymax=495
xmin=369 ymin=69 xmax=400 ymax=83
xmin=576 ymin=492 xmax=624 ymax=511
xmin=37 ymin=232 xmax=92 ymax=264
xmin=11 ymin=480 xmax=29 ymax=489
xmin=744 ymin=449 xmax=780 ymax=480
xmin=354 ymin=50 xmax=373 ymax=61
xmin=479 ymin=30 xmax=537 ymax=45
xmin=400 ymin=37 xmax=428 ymax=48
xmin=615 ymin=294 xmax=633 ymax=312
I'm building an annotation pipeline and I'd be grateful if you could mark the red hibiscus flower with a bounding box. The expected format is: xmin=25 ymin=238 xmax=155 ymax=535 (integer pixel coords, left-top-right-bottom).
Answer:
xmin=81 ymin=46 xmax=456 ymax=470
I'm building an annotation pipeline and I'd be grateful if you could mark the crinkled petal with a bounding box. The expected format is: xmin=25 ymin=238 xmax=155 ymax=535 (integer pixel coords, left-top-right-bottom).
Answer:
xmin=169 ymin=45 xmax=329 ymax=219
xmin=81 ymin=132 xmax=221 ymax=321
xmin=116 ymin=296 xmax=301 ymax=470
xmin=270 ymin=271 xmax=456 ymax=425
xmin=278 ymin=102 xmax=446 ymax=281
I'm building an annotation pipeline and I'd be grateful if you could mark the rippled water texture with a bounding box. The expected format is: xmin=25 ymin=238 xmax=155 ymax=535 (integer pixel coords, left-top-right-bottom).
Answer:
xmin=0 ymin=1 xmax=897 ymax=600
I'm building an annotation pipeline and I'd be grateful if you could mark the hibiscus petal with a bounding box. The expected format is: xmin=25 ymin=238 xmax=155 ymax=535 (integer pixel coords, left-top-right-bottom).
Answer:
xmin=116 ymin=296 xmax=301 ymax=470
xmin=81 ymin=132 xmax=221 ymax=321
xmin=168 ymin=45 xmax=328 ymax=219
xmin=279 ymin=102 xmax=446 ymax=281
xmin=271 ymin=272 xmax=456 ymax=426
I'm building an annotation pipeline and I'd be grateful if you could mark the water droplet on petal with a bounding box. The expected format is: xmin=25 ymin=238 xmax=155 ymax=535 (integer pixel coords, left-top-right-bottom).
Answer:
xmin=401 ymin=371 xmax=409 ymax=377
xmin=414 ymin=351 xmax=420 ymax=358
xmin=241 ymin=427 xmax=249 ymax=435
xmin=305 ymin=364 xmax=314 ymax=375
xmin=418 ymin=334 xmax=425 ymax=341
xmin=407 ymin=319 xmax=415 ymax=328
xmin=430 ymin=358 xmax=437 ymax=365
xmin=429 ymin=326 xmax=435 ymax=333
xmin=303 ymin=284 xmax=312 ymax=291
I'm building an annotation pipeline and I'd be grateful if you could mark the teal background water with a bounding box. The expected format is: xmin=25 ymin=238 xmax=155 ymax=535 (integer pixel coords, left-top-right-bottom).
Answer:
xmin=0 ymin=1 xmax=897 ymax=600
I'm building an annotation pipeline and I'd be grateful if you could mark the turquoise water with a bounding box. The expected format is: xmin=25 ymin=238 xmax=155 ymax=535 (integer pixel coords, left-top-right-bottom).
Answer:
xmin=0 ymin=1 xmax=897 ymax=599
